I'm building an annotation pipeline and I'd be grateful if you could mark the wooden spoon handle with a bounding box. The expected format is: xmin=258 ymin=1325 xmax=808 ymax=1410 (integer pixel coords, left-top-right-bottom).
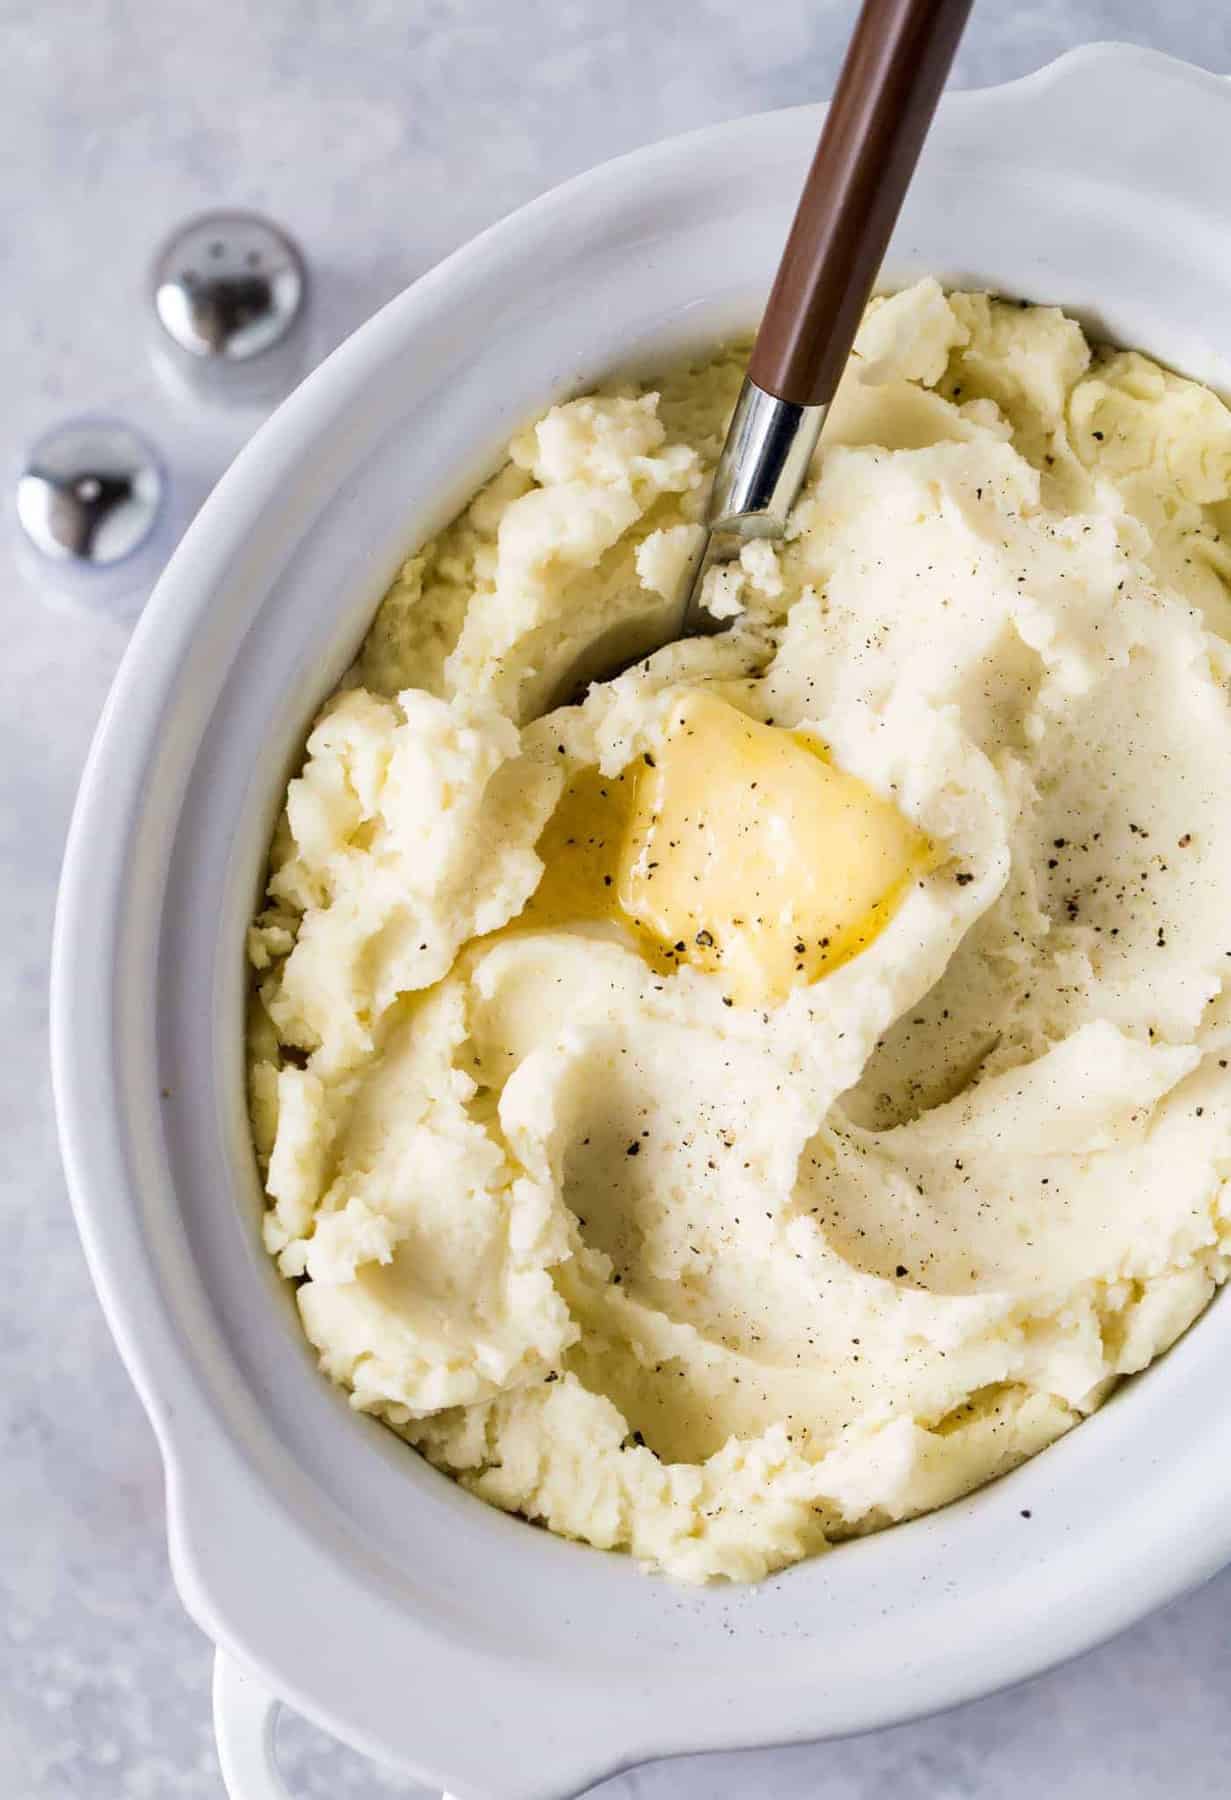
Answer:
xmin=748 ymin=0 xmax=973 ymax=409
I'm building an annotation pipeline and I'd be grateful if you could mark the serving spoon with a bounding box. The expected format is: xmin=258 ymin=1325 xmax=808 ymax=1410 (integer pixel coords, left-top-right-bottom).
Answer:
xmin=555 ymin=0 xmax=973 ymax=706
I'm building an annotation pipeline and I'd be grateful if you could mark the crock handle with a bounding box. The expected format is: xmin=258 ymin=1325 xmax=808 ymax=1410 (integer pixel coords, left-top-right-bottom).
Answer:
xmin=213 ymin=1653 xmax=291 ymax=1800
xmin=212 ymin=1651 xmax=453 ymax=1799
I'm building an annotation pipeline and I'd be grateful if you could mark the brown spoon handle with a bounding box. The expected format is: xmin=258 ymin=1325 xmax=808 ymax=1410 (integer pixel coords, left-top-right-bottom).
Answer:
xmin=748 ymin=0 xmax=973 ymax=409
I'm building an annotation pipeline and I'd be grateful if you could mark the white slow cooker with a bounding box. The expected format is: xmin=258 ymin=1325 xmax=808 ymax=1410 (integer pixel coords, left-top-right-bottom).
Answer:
xmin=51 ymin=45 xmax=1231 ymax=1800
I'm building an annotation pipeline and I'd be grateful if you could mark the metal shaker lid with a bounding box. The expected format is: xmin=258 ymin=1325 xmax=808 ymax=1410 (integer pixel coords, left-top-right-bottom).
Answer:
xmin=16 ymin=417 xmax=165 ymax=569
xmin=151 ymin=211 xmax=307 ymax=363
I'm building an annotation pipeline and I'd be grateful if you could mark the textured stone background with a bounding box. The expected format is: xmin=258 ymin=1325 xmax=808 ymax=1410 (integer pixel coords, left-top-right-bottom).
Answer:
xmin=3 ymin=3 xmax=1230 ymax=1795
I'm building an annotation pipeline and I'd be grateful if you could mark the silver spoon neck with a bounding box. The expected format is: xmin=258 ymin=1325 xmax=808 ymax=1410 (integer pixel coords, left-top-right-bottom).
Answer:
xmin=708 ymin=376 xmax=827 ymax=535
xmin=680 ymin=376 xmax=826 ymax=635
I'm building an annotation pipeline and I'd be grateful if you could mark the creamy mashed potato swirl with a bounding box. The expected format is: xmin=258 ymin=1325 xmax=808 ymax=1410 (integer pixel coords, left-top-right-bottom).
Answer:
xmin=249 ymin=283 xmax=1231 ymax=1582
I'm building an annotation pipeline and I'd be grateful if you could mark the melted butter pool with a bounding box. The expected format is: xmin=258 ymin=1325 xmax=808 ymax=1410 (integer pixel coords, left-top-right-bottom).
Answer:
xmin=517 ymin=689 xmax=932 ymax=1004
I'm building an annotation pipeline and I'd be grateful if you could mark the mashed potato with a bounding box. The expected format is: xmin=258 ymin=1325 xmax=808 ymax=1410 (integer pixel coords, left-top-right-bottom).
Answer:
xmin=248 ymin=282 xmax=1231 ymax=1582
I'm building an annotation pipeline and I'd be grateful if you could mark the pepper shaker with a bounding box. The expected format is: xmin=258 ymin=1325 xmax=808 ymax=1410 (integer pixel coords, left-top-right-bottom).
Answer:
xmin=149 ymin=210 xmax=310 ymax=407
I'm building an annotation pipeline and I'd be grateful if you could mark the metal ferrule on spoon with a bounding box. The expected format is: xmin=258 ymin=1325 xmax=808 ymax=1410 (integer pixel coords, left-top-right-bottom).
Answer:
xmin=680 ymin=383 xmax=827 ymax=634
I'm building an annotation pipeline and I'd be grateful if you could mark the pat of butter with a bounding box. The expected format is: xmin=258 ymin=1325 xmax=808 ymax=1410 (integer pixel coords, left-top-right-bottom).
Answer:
xmin=618 ymin=690 xmax=930 ymax=1005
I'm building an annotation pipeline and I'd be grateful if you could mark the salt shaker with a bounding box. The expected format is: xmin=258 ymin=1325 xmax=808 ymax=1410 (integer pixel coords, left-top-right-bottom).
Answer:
xmin=14 ymin=416 xmax=169 ymax=619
